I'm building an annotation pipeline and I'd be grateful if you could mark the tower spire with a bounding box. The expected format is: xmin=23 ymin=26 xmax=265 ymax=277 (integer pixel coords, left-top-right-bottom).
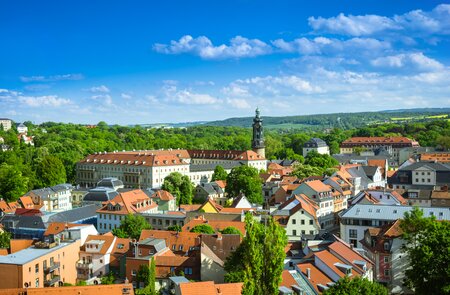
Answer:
xmin=251 ymin=108 xmax=265 ymax=158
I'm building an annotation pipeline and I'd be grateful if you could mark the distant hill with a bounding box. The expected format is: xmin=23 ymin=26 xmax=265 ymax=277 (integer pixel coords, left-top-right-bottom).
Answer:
xmin=201 ymin=108 xmax=450 ymax=131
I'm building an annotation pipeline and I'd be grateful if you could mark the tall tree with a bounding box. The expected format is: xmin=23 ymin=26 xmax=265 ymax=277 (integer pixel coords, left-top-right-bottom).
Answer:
xmin=225 ymin=214 xmax=287 ymax=295
xmin=220 ymin=226 xmax=242 ymax=236
xmin=149 ymin=257 xmax=156 ymax=295
xmin=36 ymin=155 xmax=66 ymax=187
xmin=211 ymin=165 xmax=228 ymax=181
xmin=0 ymin=163 xmax=29 ymax=201
xmin=112 ymin=214 xmax=151 ymax=240
xmin=323 ymin=277 xmax=388 ymax=295
xmin=226 ymin=166 xmax=263 ymax=204
xmin=162 ymin=172 xmax=193 ymax=205
xmin=400 ymin=207 xmax=450 ymax=294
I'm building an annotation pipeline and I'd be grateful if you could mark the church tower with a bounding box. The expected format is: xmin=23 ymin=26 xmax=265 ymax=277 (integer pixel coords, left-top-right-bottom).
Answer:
xmin=252 ymin=107 xmax=265 ymax=158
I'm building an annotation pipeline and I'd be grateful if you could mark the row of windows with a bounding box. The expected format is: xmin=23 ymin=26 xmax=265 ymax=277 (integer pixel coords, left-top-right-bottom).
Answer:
xmin=99 ymin=214 xmax=124 ymax=221
xmin=291 ymin=229 xmax=315 ymax=236
xmin=148 ymin=218 xmax=183 ymax=227
xmin=98 ymin=222 xmax=118 ymax=230
xmin=291 ymin=219 xmax=314 ymax=225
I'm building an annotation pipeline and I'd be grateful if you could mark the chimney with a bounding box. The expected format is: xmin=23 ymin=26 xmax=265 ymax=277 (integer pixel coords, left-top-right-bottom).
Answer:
xmin=306 ymin=268 xmax=311 ymax=279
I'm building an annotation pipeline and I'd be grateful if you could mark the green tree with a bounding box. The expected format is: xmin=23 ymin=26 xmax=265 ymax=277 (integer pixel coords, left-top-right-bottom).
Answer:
xmin=226 ymin=166 xmax=263 ymax=204
xmin=100 ymin=272 xmax=115 ymax=285
xmin=323 ymin=277 xmax=388 ymax=295
xmin=304 ymin=150 xmax=338 ymax=169
xmin=0 ymin=163 xmax=29 ymax=201
xmin=225 ymin=214 xmax=287 ymax=295
xmin=149 ymin=257 xmax=156 ymax=294
xmin=220 ymin=226 xmax=242 ymax=236
xmin=400 ymin=207 xmax=450 ymax=294
xmin=436 ymin=135 xmax=450 ymax=150
xmin=291 ymin=164 xmax=323 ymax=179
xmin=36 ymin=155 xmax=66 ymax=187
xmin=190 ymin=224 xmax=215 ymax=234
xmin=162 ymin=172 xmax=193 ymax=205
xmin=135 ymin=259 xmax=156 ymax=295
xmin=211 ymin=165 xmax=228 ymax=181
xmin=0 ymin=231 xmax=11 ymax=248
xmin=112 ymin=214 xmax=151 ymax=240
xmin=167 ymin=225 xmax=182 ymax=232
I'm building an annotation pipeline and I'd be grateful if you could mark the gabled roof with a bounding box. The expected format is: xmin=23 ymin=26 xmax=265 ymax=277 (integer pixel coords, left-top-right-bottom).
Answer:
xmin=297 ymin=262 xmax=334 ymax=294
xmin=44 ymin=222 xmax=91 ymax=236
xmin=304 ymin=180 xmax=332 ymax=193
xmin=80 ymin=151 xmax=189 ymax=167
xmin=151 ymin=190 xmax=175 ymax=201
xmin=314 ymin=250 xmax=359 ymax=278
xmin=18 ymin=196 xmax=34 ymax=209
xmin=97 ymin=189 xmax=157 ymax=215
xmin=214 ymin=180 xmax=226 ymax=189
xmin=328 ymin=240 xmax=373 ymax=273
xmin=139 ymin=230 xmax=201 ymax=252
xmin=188 ymin=149 xmax=265 ymax=161
xmin=82 ymin=234 xmax=116 ymax=255
xmin=197 ymin=198 xmax=223 ymax=213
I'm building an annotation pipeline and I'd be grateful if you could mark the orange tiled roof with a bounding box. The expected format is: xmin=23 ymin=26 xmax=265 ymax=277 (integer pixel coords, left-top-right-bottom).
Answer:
xmin=139 ymin=230 xmax=201 ymax=252
xmin=180 ymin=204 xmax=202 ymax=212
xmin=297 ymin=262 xmax=334 ymax=294
xmin=219 ymin=207 xmax=255 ymax=214
xmin=214 ymin=180 xmax=226 ymax=189
xmin=97 ymin=189 xmax=157 ymax=215
xmin=82 ymin=234 xmax=116 ymax=255
xmin=18 ymin=196 xmax=34 ymax=209
xmin=188 ymin=149 xmax=265 ymax=161
xmin=79 ymin=150 xmax=189 ymax=167
xmin=305 ymin=180 xmax=332 ymax=193
xmin=151 ymin=190 xmax=175 ymax=201
xmin=178 ymin=281 xmax=243 ymax=295
xmin=0 ymin=284 xmax=135 ymax=295
xmin=314 ymin=250 xmax=359 ymax=278
xmin=328 ymin=240 xmax=373 ymax=272
xmin=0 ymin=200 xmax=14 ymax=213
xmin=44 ymin=222 xmax=90 ymax=236
xmin=421 ymin=153 xmax=450 ymax=163
xmin=367 ymin=159 xmax=387 ymax=168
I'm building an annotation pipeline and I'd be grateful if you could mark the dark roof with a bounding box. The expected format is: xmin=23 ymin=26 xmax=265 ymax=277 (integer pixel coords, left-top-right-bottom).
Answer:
xmin=51 ymin=184 xmax=74 ymax=192
xmin=399 ymin=161 xmax=450 ymax=172
xmin=46 ymin=204 xmax=99 ymax=223
xmin=333 ymin=154 xmax=389 ymax=165
xmin=361 ymin=166 xmax=379 ymax=178
xmin=83 ymin=187 xmax=119 ymax=202
xmin=96 ymin=177 xmax=123 ymax=189
xmin=304 ymin=138 xmax=328 ymax=148
xmin=267 ymin=159 xmax=299 ymax=167
xmin=0 ymin=215 xmax=46 ymax=229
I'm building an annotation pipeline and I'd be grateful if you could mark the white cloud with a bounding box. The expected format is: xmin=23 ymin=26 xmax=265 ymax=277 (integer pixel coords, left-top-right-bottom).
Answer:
xmin=372 ymin=52 xmax=444 ymax=71
xmin=18 ymin=95 xmax=72 ymax=107
xmin=272 ymin=37 xmax=390 ymax=56
xmin=226 ymin=98 xmax=251 ymax=109
xmin=88 ymin=85 xmax=110 ymax=93
xmin=171 ymin=90 xmax=219 ymax=105
xmin=153 ymin=35 xmax=272 ymax=59
xmin=121 ymin=93 xmax=132 ymax=99
xmin=20 ymin=73 xmax=84 ymax=82
xmin=91 ymin=94 xmax=113 ymax=106
xmin=308 ymin=13 xmax=399 ymax=36
xmin=308 ymin=4 xmax=450 ymax=37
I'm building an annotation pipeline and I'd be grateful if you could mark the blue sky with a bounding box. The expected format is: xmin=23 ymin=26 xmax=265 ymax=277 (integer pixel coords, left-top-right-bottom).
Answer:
xmin=1 ymin=0 xmax=449 ymax=124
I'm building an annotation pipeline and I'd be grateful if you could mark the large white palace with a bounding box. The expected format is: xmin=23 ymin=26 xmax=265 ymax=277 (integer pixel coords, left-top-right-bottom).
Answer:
xmin=76 ymin=109 xmax=267 ymax=188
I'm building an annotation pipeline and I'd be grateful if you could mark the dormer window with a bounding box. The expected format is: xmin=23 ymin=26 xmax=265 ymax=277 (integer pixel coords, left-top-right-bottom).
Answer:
xmin=384 ymin=242 xmax=390 ymax=251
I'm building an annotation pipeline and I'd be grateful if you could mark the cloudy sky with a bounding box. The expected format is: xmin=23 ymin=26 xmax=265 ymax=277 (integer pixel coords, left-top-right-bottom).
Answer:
xmin=1 ymin=0 xmax=449 ymax=124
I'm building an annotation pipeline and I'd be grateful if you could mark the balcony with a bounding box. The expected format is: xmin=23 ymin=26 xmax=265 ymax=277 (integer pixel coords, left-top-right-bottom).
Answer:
xmin=76 ymin=261 xmax=93 ymax=270
xmin=77 ymin=272 xmax=93 ymax=280
xmin=44 ymin=262 xmax=60 ymax=273
xmin=44 ymin=275 xmax=60 ymax=287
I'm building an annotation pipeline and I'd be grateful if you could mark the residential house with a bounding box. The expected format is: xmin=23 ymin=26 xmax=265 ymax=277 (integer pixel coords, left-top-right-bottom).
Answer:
xmin=150 ymin=190 xmax=177 ymax=211
xmin=96 ymin=189 xmax=158 ymax=234
xmin=194 ymin=182 xmax=226 ymax=205
xmin=43 ymin=222 xmax=98 ymax=246
xmin=360 ymin=220 xmax=410 ymax=294
xmin=340 ymin=204 xmax=450 ymax=248
xmin=388 ymin=161 xmax=450 ymax=190
xmin=303 ymin=138 xmax=330 ymax=157
xmin=0 ymin=239 xmax=81 ymax=288
xmin=25 ymin=184 xmax=73 ymax=212
xmin=141 ymin=211 xmax=186 ymax=230
xmin=293 ymin=180 xmax=335 ymax=229
xmin=272 ymin=194 xmax=320 ymax=241
xmin=351 ymin=190 xmax=407 ymax=206
xmin=0 ymin=118 xmax=12 ymax=131
xmin=16 ymin=123 xmax=28 ymax=134
xmin=77 ymin=234 xmax=130 ymax=284
xmin=200 ymin=234 xmax=241 ymax=283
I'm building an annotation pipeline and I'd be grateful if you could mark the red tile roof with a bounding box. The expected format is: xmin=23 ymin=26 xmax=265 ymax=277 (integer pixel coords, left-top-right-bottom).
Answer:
xmin=178 ymin=281 xmax=243 ymax=295
xmin=188 ymin=149 xmax=265 ymax=161
xmin=97 ymin=189 xmax=157 ymax=215
xmin=297 ymin=262 xmax=334 ymax=294
xmin=341 ymin=136 xmax=418 ymax=146
xmin=139 ymin=230 xmax=201 ymax=253
xmin=44 ymin=222 xmax=90 ymax=236
xmin=151 ymin=190 xmax=175 ymax=201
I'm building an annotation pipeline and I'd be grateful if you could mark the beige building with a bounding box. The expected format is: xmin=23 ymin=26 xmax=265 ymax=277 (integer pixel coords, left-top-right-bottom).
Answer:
xmin=0 ymin=118 xmax=12 ymax=131
xmin=0 ymin=240 xmax=80 ymax=289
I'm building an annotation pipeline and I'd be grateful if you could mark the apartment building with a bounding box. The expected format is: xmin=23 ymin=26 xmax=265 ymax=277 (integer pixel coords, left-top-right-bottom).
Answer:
xmin=0 ymin=240 xmax=80 ymax=289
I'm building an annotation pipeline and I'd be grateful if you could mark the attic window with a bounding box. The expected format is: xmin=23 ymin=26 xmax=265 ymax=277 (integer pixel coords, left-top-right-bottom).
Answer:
xmin=117 ymin=244 xmax=124 ymax=249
